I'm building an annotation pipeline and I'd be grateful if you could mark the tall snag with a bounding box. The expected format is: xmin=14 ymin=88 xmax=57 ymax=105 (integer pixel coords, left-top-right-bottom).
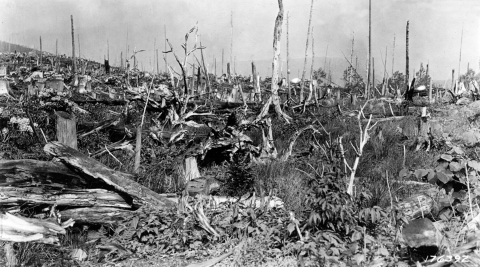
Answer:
xmin=256 ymin=0 xmax=291 ymax=123
xmin=71 ymin=15 xmax=76 ymax=74
xmin=299 ymin=0 xmax=314 ymax=103
xmin=405 ymin=21 xmax=410 ymax=93
xmin=366 ymin=0 xmax=371 ymax=98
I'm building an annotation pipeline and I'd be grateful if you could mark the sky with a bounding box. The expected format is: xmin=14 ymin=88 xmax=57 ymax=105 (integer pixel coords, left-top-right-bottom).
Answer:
xmin=1 ymin=0 xmax=480 ymax=82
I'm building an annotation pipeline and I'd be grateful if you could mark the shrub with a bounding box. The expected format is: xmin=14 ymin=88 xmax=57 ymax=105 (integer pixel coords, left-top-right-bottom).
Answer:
xmin=223 ymin=151 xmax=255 ymax=197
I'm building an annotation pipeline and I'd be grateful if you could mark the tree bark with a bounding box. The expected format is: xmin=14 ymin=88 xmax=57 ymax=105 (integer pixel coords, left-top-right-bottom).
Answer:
xmin=267 ymin=0 xmax=291 ymax=123
xmin=406 ymin=21 xmax=410 ymax=93
xmin=43 ymin=141 xmax=176 ymax=208
xmin=366 ymin=0 xmax=371 ymax=99
xmin=184 ymin=157 xmax=201 ymax=183
xmin=286 ymin=12 xmax=291 ymax=100
xmin=71 ymin=15 xmax=76 ymax=74
xmin=299 ymin=0 xmax=314 ymax=103
xmin=0 ymin=212 xmax=66 ymax=244
xmin=56 ymin=111 xmax=77 ymax=149
xmin=134 ymin=126 xmax=142 ymax=173
xmin=0 ymin=187 xmax=131 ymax=208
xmin=60 ymin=207 xmax=134 ymax=224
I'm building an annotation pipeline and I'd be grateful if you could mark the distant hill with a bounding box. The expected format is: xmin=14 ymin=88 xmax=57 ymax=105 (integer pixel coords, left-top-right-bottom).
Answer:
xmin=0 ymin=40 xmax=39 ymax=54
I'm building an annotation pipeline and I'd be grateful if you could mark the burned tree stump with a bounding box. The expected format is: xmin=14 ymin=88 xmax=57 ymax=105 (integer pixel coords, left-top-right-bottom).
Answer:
xmin=56 ymin=111 xmax=77 ymax=149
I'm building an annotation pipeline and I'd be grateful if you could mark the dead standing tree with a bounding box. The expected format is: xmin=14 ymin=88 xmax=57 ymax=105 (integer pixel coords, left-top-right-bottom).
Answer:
xmin=164 ymin=24 xmax=205 ymax=97
xmin=163 ymin=25 xmax=210 ymax=183
xmin=255 ymin=0 xmax=291 ymax=123
xmin=299 ymin=0 xmax=314 ymax=103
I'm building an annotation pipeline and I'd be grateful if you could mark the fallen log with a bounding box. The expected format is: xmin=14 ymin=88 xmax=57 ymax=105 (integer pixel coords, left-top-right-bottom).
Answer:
xmin=0 ymin=187 xmax=131 ymax=209
xmin=0 ymin=212 xmax=66 ymax=244
xmin=60 ymin=207 xmax=133 ymax=224
xmin=0 ymin=159 xmax=105 ymax=189
xmin=43 ymin=141 xmax=176 ymax=208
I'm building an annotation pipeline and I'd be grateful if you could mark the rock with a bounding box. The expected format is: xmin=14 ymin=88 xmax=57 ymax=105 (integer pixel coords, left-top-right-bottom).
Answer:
xmin=456 ymin=130 xmax=480 ymax=147
xmin=396 ymin=194 xmax=434 ymax=221
xmin=402 ymin=218 xmax=442 ymax=259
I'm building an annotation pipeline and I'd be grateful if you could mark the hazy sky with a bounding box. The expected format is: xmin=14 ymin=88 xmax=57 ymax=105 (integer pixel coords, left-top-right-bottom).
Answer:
xmin=1 ymin=0 xmax=480 ymax=80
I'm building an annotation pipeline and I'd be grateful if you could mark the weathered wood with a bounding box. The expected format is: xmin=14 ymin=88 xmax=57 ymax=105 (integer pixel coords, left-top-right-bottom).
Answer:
xmin=184 ymin=157 xmax=201 ymax=182
xmin=43 ymin=141 xmax=175 ymax=208
xmin=0 ymin=159 xmax=105 ymax=188
xmin=0 ymin=187 xmax=131 ymax=208
xmin=134 ymin=126 xmax=142 ymax=173
xmin=56 ymin=111 xmax=77 ymax=149
xmin=71 ymin=15 xmax=76 ymax=74
xmin=0 ymin=212 xmax=65 ymax=244
xmin=60 ymin=207 xmax=134 ymax=224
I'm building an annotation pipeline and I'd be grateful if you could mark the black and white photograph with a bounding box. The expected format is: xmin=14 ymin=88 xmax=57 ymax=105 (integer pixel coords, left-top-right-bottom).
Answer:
xmin=1 ymin=0 xmax=480 ymax=266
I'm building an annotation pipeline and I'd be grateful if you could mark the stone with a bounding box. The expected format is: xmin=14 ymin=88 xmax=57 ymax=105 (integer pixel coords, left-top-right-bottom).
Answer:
xmin=402 ymin=218 xmax=442 ymax=259
xmin=395 ymin=194 xmax=434 ymax=221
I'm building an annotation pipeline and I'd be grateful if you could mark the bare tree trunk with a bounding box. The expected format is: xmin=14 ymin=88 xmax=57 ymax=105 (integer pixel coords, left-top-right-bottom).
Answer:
xmin=80 ymin=34 xmax=83 ymax=59
xmin=392 ymin=34 xmax=395 ymax=75
xmin=257 ymin=0 xmax=291 ymax=123
xmin=366 ymin=0 xmax=371 ymax=99
xmin=286 ymin=12 xmax=291 ymax=100
xmin=383 ymin=47 xmax=387 ymax=95
xmin=200 ymin=42 xmax=212 ymax=95
xmin=39 ymin=36 xmax=42 ymax=66
xmin=451 ymin=69 xmax=455 ymax=92
xmin=164 ymin=25 xmax=167 ymax=72
xmin=196 ymin=66 xmax=201 ymax=94
xmin=227 ymin=62 xmax=231 ymax=84
xmin=405 ymin=21 xmax=410 ymax=93
xmin=458 ymin=26 xmax=464 ymax=80
xmin=252 ymin=61 xmax=258 ymax=102
xmin=350 ymin=33 xmax=355 ymax=84
xmin=134 ymin=126 xmax=142 ymax=173
xmin=230 ymin=11 xmax=234 ymax=81
xmin=312 ymin=31 xmax=319 ymax=107
xmin=156 ymin=49 xmax=159 ymax=74
xmin=71 ymin=15 xmax=76 ymax=74
xmin=306 ymin=28 xmax=315 ymax=103
xmin=429 ymin=66 xmax=433 ymax=102
xmin=372 ymin=57 xmax=375 ymax=93
xmin=299 ymin=0 xmax=314 ymax=103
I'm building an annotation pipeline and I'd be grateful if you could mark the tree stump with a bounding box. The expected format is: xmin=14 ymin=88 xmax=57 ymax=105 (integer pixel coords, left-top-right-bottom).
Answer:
xmin=56 ymin=111 xmax=77 ymax=149
xmin=184 ymin=157 xmax=201 ymax=182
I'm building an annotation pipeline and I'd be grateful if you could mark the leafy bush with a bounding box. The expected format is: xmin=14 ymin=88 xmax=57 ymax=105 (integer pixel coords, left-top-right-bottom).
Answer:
xmin=223 ymin=151 xmax=255 ymax=197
